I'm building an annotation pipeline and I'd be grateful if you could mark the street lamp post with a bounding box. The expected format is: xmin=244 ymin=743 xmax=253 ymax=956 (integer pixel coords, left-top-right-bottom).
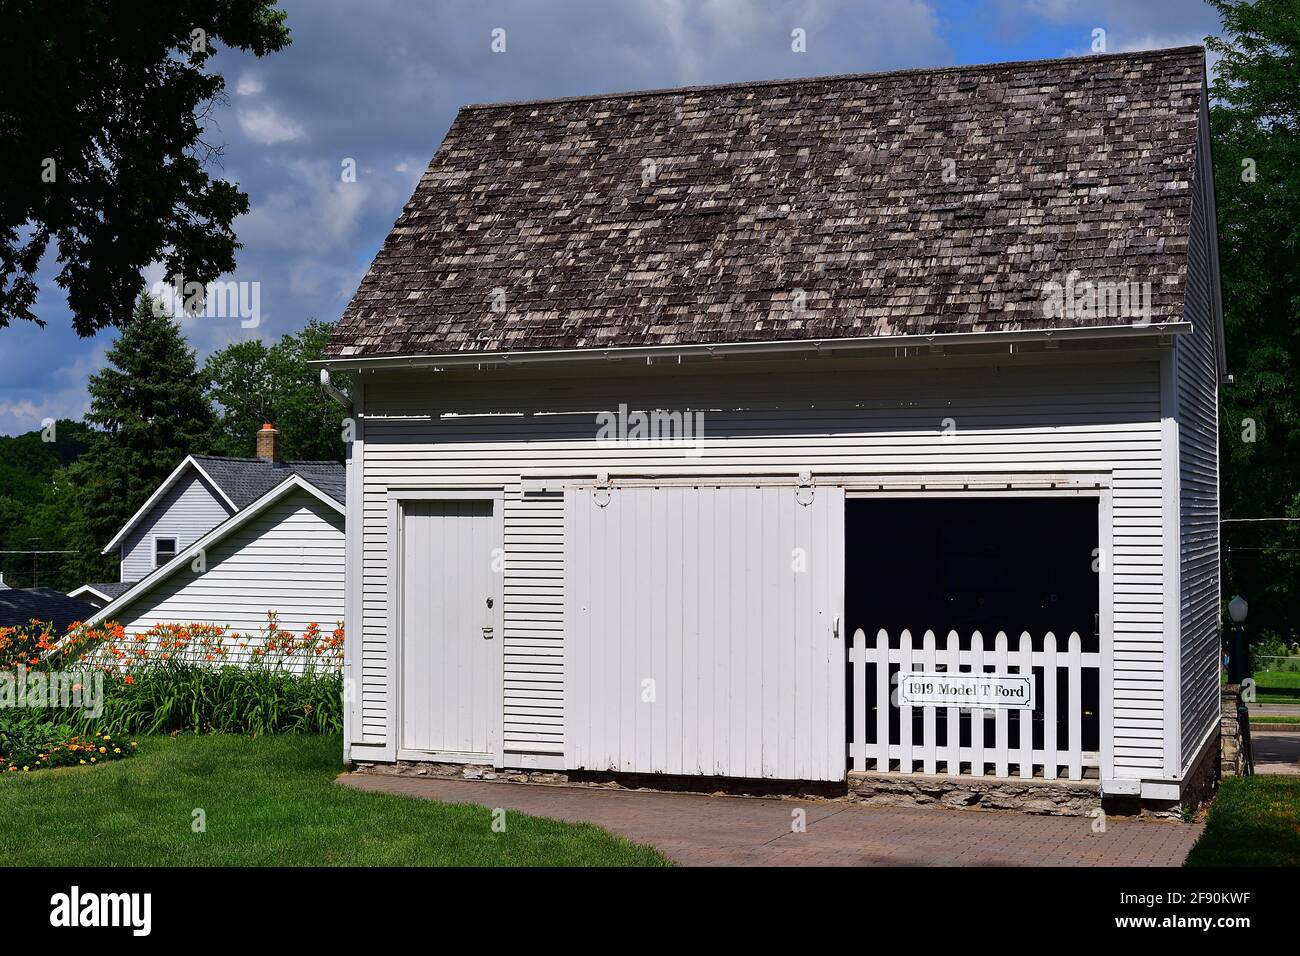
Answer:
xmin=1226 ymin=595 xmax=1253 ymax=776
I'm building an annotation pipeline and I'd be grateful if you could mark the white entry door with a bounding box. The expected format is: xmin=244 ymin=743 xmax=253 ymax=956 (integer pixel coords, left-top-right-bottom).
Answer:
xmin=564 ymin=483 xmax=846 ymax=781
xmin=398 ymin=497 xmax=501 ymax=760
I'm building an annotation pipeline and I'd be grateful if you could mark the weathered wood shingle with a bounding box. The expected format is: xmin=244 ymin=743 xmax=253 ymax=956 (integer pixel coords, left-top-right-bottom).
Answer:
xmin=326 ymin=46 xmax=1206 ymax=358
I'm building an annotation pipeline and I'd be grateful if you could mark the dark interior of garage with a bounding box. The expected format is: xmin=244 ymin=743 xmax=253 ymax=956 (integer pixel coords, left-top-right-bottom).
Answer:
xmin=845 ymin=496 xmax=1102 ymax=768
xmin=846 ymin=497 xmax=1100 ymax=648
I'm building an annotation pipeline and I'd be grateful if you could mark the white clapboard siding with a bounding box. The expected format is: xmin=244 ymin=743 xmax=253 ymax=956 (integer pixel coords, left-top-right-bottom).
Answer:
xmin=1176 ymin=90 xmax=1223 ymax=770
xmin=107 ymin=489 xmax=345 ymax=653
xmin=359 ymin=357 xmax=1166 ymax=774
xmin=849 ymin=629 xmax=1099 ymax=780
xmin=120 ymin=470 xmax=234 ymax=582
xmin=564 ymin=483 xmax=845 ymax=781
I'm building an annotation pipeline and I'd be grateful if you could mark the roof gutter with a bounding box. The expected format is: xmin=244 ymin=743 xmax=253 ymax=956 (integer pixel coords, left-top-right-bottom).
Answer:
xmin=310 ymin=322 xmax=1191 ymax=373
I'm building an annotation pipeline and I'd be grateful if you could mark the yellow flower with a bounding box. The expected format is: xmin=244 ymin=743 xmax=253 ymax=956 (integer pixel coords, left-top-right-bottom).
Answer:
xmin=22 ymin=766 xmax=29 ymax=772
xmin=131 ymin=742 xmax=138 ymax=747
xmin=99 ymin=747 xmax=106 ymax=754
xmin=113 ymin=747 xmax=121 ymax=754
xmin=79 ymin=760 xmax=86 ymax=765
xmin=90 ymin=757 xmax=97 ymax=763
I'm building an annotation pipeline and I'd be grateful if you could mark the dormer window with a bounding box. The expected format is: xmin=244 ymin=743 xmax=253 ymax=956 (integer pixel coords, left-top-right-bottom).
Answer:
xmin=154 ymin=537 xmax=177 ymax=568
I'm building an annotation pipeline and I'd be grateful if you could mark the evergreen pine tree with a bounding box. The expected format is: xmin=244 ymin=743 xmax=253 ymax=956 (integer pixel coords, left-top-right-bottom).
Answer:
xmin=63 ymin=295 xmax=215 ymax=584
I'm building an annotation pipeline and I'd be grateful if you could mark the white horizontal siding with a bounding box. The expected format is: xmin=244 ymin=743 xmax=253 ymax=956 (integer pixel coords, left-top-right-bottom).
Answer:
xmin=108 ymin=489 xmax=344 ymax=663
xmin=359 ymin=357 xmax=1167 ymax=774
xmin=1177 ymin=91 xmax=1222 ymax=768
xmin=120 ymin=470 xmax=233 ymax=582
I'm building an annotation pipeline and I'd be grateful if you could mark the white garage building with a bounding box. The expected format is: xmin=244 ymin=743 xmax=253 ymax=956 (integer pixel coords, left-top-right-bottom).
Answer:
xmin=320 ymin=47 xmax=1224 ymax=808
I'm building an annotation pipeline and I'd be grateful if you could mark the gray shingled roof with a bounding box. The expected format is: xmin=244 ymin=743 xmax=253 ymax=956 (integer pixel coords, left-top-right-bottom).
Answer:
xmin=193 ymin=457 xmax=346 ymax=507
xmin=81 ymin=581 xmax=138 ymax=601
xmin=0 ymin=587 xmax=97 ymax=634
xmin=326 ymin=46 xmax=1206 ymax=359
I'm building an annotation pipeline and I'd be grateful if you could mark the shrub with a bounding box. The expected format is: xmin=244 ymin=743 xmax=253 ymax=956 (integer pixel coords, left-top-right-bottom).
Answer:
xmin=0 ymin=712 xmax=135 ymax=774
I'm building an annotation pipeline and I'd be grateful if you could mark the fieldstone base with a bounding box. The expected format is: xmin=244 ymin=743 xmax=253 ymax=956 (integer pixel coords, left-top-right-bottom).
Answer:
xmin=351 ymin=760 xmax=845 ymax=797
xmin=848 ymin=770 xmax=1101 ymax=816
xmin=352 ymin=760 xmax=569 ymax=785
xmin=1179 ymin=729 xmax=1221 ymax=816
xmin=354 ymin=760 xmax=1200 ymax=818
xmin=1221 ymin=684 xmax=1247 ymax=776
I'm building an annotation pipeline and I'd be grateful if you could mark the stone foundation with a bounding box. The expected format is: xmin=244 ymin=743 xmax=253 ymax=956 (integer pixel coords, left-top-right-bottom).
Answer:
xmin=353 ymin=760 xmax=570 ymax=785
xmin=1221 ymin=684 xmax=1247 ymax=777
xmin=353 ymin=759 xmax=1214 ymax=818
xmin=1179 ymin=727 xmax=1221 ymax=816
xmin=847 ymin=770 xmax=1100 ymax=815
xmin=351 ymin=760 xmax=845 ymax=797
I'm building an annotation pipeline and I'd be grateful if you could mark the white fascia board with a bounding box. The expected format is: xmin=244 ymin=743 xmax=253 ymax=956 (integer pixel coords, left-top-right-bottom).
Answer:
xmin=310 ymin=322 xmax=1193 ymax=373
xmin=100 ymin=456 xmax=238 ymax=555
xmin=80 ymin=475 xmax=342 ymax=630
xmin=67 ymin=585 xmax=112 ymax=603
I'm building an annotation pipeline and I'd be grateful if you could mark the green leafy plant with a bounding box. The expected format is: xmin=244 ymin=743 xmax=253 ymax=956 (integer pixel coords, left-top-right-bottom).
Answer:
xmin=45 ymin=665 xmax=343 ymax=737
xmin=0 ymin=712 xmax=135 ymax=774
xmin=3 ymin=613 xmax=344 ymax=737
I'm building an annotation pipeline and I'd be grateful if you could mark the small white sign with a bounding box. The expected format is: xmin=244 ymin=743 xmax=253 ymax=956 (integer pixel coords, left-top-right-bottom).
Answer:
xmin=898 ymin=672 xmax=1036 ymax=710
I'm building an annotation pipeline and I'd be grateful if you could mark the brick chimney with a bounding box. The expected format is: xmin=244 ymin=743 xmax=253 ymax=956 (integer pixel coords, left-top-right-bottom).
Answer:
xmin=256 ymin=422 xmax=281 ymax=463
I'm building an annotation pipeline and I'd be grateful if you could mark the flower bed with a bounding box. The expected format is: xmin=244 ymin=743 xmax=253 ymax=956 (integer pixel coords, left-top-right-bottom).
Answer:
xmin=1 ymin=612 xmax=345 ymax=747
xmin=0 ymin=713 xmax=136 ymax=774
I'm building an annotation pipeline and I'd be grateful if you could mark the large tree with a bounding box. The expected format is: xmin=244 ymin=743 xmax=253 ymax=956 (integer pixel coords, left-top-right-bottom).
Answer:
xmin=1208 ymin=0 xmax=1300 ymax=640
xmin=204 ymin=320 xmax=351 ymax=462
xmin=0 ymin=1 xmax=290 ymax=334
xmin=0 ymin=419 xmax=93 ymax=590
xmin=62 ymin=295 xmax=216 ymax=584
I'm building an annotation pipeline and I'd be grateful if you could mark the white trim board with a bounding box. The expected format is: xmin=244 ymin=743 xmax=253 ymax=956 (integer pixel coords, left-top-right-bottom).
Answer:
xmin=315 ymin=322 xmax=1192 ymax=372
xmin=67 ymin=584 xmax=113 ymax=604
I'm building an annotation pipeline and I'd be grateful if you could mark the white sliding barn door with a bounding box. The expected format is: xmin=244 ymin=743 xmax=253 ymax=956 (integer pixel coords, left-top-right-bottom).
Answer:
xmin=565 ymin=484 xmax=846 ymax=781
xmin=398 ymin=498 xmax=500 ymax=761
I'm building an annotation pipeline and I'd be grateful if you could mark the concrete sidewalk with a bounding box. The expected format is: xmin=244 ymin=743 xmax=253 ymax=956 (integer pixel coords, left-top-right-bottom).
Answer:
xmin=338 ymin=773 xmax=1202 ymax=867
xmin=1252 ymin=730 xmax=1300 ymax=774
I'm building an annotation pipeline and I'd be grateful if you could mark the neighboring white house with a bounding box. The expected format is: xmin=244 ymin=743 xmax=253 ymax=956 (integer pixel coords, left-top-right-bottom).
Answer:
xmin=318 ymin=47 xmax=1224 ymax=810
xmin=71 ymin=426 xmax=346 ymax=658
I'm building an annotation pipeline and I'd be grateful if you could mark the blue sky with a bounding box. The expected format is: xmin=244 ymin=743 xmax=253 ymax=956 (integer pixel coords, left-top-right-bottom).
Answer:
xmin=0 ymin=0 xmax=1226 ymax=435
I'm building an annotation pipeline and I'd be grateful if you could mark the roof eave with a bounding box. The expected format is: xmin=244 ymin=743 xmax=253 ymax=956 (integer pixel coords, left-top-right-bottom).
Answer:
xmin=312 ymin=321 xmax=1193 ymax=373
xmin=67 ymin=584 xmax=113 ymax=603
xmin=101 ymin=456 xmax=237 ymax=556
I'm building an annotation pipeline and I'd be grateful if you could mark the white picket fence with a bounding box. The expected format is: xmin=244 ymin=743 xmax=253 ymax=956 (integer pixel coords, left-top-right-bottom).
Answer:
xmin=848 ymin=629 xmax=1101 ymax=781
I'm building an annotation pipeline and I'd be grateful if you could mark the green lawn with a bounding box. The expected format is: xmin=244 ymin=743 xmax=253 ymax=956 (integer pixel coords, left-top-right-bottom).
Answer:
xmin=1253 ymin=670 xmax=1300 ymax=702
xmin=1256 ymin=670 xmax=1300 ymax=689
xmin=1185 ymin=775 xmax=1300 ymax=867
xmin=1225 ymin=670 xmax=1300 ymax=703
xmin=0 ymin=734 xmax=669 ymax=866
xmin=1250 ymin=714 xmax=1300 ymax=725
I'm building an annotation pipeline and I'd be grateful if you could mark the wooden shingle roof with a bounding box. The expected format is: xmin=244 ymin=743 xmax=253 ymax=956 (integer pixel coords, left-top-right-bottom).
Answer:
xmin=326 ymin=46 xmax=1207 ymax=359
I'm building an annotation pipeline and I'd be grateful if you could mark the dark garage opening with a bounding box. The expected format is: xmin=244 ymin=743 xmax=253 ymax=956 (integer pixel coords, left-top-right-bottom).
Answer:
xmin=846 ymin=497 xmax=1101 ymax=773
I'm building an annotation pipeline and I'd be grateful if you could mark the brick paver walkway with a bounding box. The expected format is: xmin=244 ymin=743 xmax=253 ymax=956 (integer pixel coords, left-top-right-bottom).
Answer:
xmin=338 ymin=773 xmax=1202 ymax=866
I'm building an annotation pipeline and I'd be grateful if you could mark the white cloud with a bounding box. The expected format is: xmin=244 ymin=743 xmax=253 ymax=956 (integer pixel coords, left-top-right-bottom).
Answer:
xmin=237 ymin=103 xmax=305 ymax=144
xmin=236 ymin=71 xmax=266 ymax=96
